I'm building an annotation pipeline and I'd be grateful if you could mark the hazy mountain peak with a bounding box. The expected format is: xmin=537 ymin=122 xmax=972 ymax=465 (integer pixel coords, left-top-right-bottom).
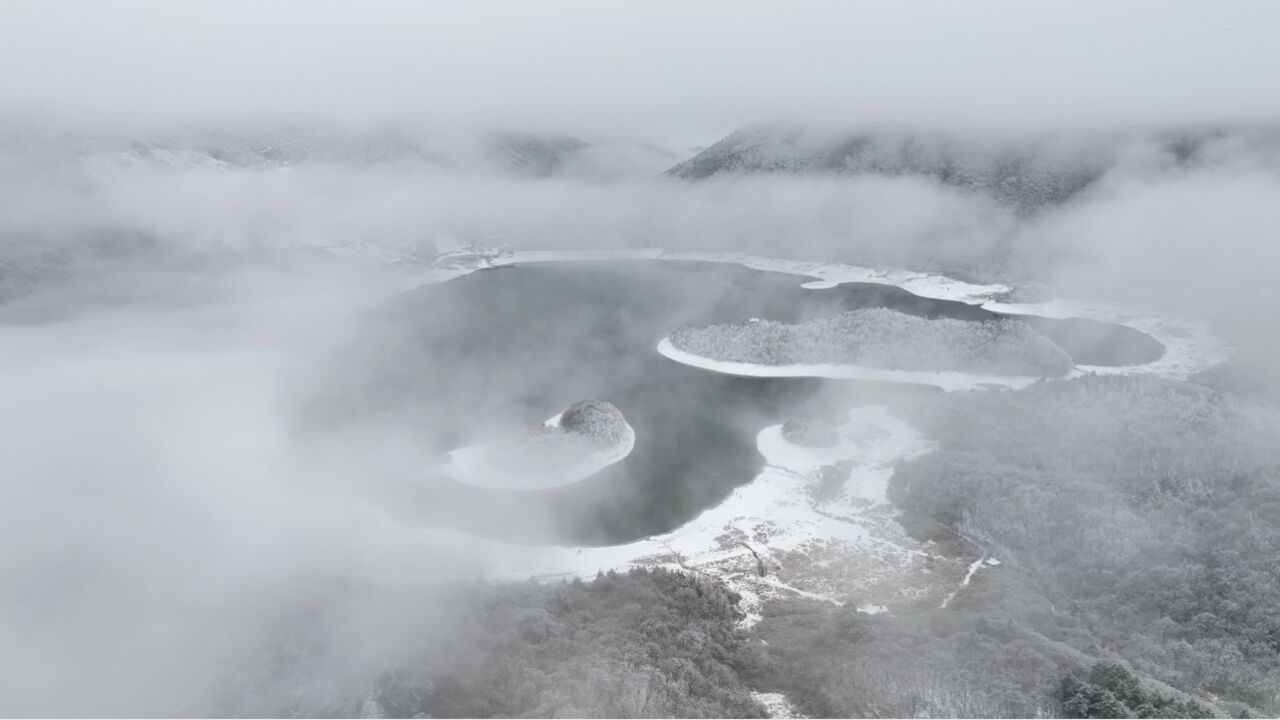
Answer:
xmin=665 ymin=123 xmax=1272 ymax=213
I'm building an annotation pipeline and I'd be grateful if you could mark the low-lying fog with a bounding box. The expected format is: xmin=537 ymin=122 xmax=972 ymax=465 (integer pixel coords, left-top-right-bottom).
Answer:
xmin=3 ymin=1 xmax=1280 ymax=715
xmin=8 ymin=134 xmax=1280 ymax=714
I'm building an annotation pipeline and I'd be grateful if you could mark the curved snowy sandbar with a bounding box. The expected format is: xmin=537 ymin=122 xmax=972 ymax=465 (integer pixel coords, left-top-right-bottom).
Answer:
xmin=658 ymin=337 xmax=1040 ymax=391
xmin=443 ymin=400 xmax=636 ymax=490
xmin=982 ymin=297 xmax=1233 ymax=381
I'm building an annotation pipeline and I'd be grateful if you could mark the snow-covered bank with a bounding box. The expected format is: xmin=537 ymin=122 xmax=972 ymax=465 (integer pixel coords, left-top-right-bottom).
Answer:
xmin=389 ymin=405 xmax=967 ymax=626
xmin=408 ymin=246 xmax=1231 ymax=381
xmin=751 ymin=691 xmax=806 ymax=719
xmin=983 ymin=297 xmax=1233 ymax=381
xmin=443 ymin=400 xmax=635 ymax=490
xmin=658 ymin=337 xmax=1039 ymax=391
xmin=408 ymin=247 xmax=1007 ymax=305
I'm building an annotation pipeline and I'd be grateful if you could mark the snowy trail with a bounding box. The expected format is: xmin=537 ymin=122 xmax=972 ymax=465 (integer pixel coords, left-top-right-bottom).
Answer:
xmin=942 ymin=557 xmax=988 ymax=608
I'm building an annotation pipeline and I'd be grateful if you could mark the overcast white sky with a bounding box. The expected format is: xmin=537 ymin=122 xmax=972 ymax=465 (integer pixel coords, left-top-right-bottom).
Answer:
xmin=3 ymin=0 xmax=1280 ymax=139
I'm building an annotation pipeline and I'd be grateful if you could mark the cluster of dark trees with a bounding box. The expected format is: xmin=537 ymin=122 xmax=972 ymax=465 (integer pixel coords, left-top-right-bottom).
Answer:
xmin=1057 ymin=663 xmax=1212 ymax=718
xmin=218 ymin=568 xmax=765 ymax=718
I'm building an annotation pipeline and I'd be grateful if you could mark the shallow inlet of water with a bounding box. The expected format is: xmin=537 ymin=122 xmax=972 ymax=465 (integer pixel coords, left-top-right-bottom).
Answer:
xmin=315 ymin=261 xmax=1162 ymax=545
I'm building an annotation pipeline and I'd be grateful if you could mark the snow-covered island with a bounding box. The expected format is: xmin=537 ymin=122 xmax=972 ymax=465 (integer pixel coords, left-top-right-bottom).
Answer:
xmin=445 ymin=400 xmax=635 ymax=490
xmin=667 ymin=308 xmax=1074 ymax=378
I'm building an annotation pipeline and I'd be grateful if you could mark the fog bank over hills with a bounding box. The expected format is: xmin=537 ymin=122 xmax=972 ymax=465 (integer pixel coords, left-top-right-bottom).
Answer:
xmin=6 ymin=118 xmax=1280 ymax=330
xmin=5 ymin=2 xmax=1280 ymax=715
xmin=666 ymin=124 xmax=1280 ymax=213
xmin=0 ymin=124 xmax=685 ymax=179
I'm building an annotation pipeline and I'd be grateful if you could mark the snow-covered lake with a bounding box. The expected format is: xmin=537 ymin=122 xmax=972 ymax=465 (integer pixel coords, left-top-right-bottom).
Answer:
xmin=313 ymin=259 xmax=1170 ymax=547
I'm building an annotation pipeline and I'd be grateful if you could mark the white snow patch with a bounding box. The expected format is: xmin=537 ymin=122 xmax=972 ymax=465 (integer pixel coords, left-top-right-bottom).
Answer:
xmin=443 ymin=404 xmax=635 ymax=490
xmin=941 ymin=556 xmax=988 ymax=608
xmin=752 ymin=691 xmax=806 ymax=719
xmin=658 ymin=337 xmax=1039 ymax=391
xmin=445 ymin=433 xmax=633 ymax=490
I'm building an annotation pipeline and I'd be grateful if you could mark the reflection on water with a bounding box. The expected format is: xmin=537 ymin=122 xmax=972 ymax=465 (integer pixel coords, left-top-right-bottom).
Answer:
xmin=315 ymin=261 xmax=1163 ymax=545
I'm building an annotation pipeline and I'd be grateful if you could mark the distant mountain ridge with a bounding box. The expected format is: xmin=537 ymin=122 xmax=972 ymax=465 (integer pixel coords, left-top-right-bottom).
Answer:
xmin=665 ymin=124 xmax=1277 ymax=212
xmin=0 ymin=125 xmax=607 ymax=177
xmin=132 ymin=127 xmax=592 ymax=176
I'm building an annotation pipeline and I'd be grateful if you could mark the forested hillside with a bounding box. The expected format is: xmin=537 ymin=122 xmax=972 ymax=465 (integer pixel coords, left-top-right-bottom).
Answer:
xmin=887 ymin=375 xmax=1280 ymax=715
xmin=219 ymin=569 xmax=765 ymax=718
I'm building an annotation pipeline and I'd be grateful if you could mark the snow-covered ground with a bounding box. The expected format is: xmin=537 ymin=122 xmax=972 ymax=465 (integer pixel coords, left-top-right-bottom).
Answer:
xmin=751 ymin=692 xmax=806 ymax=719
xmin=398 ymin=405 xmax=967 ymax=627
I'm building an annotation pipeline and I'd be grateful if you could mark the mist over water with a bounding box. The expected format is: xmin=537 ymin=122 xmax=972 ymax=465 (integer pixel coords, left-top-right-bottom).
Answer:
xmin=307 ymin=260 xmax=1163 ymax=544
xmin=3 ymin=1 xmax=1280 ymax=716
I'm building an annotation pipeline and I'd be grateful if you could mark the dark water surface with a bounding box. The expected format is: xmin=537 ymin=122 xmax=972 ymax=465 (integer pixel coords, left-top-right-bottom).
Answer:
xmin=320 ymin=261 xmax=1162 ymax=545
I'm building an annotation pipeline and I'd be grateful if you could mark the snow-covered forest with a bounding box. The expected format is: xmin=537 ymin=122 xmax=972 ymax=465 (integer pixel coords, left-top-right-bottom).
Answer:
xmin=669 ymin=308 xmax=1074 ymax=377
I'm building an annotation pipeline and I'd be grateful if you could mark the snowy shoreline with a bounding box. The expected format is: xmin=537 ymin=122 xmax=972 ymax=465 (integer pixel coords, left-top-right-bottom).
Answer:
xmin=388 ymin=248 xmax=1231 ymax=623
xmin=395 ymin=404 xmax=956 ymax=626
xmin=408 ymin=246 xmax=1232 ymax=382
xmin=657 ymin=336 xmax=1041 ymax=391
xmin=368 ymin=247 xmax=1239 ymax=715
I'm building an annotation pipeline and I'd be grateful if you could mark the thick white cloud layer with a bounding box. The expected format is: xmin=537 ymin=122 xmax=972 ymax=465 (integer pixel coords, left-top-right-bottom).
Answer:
xmin=2 ymin=3 xmax=1280 ymax=714
xmin=3 ymin=0 xmax=1280 ymax=136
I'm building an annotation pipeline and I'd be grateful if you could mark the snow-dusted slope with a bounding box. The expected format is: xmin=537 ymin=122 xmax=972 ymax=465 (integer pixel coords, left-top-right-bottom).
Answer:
xmin=663 ymin=125 xmax=1266 ymax=213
